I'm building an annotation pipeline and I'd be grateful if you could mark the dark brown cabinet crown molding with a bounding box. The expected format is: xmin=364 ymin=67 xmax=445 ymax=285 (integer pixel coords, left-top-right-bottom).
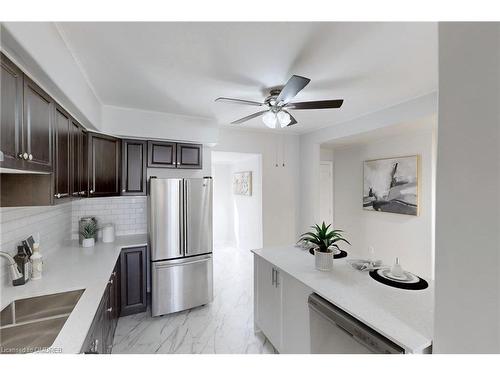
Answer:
xmin=122 ymin=139 xmax=147 ymax=195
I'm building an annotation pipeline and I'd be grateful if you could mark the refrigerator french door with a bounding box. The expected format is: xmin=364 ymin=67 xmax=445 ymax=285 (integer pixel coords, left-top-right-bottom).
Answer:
xmin=150 ymin=177 xmax=213 ymax=316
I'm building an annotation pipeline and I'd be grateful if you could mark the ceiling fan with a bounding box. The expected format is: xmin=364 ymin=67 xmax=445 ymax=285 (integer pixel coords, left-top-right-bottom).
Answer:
xmin=215 ymin=75 xmax=343 ymax=129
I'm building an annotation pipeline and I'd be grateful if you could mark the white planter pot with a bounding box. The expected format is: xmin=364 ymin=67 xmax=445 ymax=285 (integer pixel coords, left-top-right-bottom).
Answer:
xmin=82 ymin=238 xmax=95 ymax=248
xmin=314 ymin=249 xmax=334 ymax=271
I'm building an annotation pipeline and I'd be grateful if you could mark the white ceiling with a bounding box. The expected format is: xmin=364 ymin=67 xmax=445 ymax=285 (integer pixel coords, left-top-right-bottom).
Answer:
xmin=56 ymin=22 xmax=437 ymax=134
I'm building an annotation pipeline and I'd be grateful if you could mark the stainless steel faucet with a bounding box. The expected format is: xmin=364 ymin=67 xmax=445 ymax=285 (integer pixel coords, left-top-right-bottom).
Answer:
xmin=0 ymin=251 xmax=23 ymax=284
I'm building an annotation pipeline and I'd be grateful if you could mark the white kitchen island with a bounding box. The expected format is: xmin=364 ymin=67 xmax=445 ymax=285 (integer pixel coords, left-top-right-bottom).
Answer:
xmin=252 ymin=245 xmax=434 ymax=354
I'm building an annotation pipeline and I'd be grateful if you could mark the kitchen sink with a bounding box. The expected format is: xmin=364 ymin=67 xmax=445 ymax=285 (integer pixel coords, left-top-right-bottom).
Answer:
xmin=0 ymin=289 xmax=84 ymax=354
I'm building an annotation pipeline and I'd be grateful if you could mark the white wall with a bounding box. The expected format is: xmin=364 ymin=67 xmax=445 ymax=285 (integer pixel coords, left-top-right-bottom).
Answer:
xmin=230 ymin=155 xmax=263 ymax=250
xmin=299 ymin=92 xmax=438 ymax=233
xmin=214 ymin=128 xmax=300 ymax=247
xmin=212 ymin=154 xmax=263 ymax=251
xmin=102 ymin=105 xmax=219 ymax=144
xmin=212 ymin=163 xmax=236 ymax=248
xmin=434 ymin=23 xmax=500 ymax=353
xmin=331 ymin=123 xmax=436 ymax=280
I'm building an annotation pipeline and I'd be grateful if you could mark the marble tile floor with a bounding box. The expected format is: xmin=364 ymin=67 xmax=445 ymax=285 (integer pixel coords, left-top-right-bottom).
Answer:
xmin=112 ymin=246 xmax=276 ymax=354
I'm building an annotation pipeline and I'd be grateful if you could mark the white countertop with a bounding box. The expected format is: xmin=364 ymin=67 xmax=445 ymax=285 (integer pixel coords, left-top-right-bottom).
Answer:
xmin=0 ymin=234 xmax=148 ymax=354
xmin=252 ymin=246 xmax=434 ymax=353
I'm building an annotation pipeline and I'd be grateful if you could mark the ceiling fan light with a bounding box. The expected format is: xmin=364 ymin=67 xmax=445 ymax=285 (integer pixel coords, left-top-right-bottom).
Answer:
xmin=277 ymin=111 xmax=291 ymax=127
xmin=262 ymin=111 xmax=277 ymax=129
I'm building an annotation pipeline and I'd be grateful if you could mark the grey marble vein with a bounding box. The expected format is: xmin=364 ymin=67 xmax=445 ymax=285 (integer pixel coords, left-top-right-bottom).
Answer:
xmin=112 ymin=246 xmax=275 ymax=354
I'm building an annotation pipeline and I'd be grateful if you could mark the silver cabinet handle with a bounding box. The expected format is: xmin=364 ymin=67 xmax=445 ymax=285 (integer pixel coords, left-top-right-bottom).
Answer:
xmin=22 ymin=152 xmax=29 ymax=160
xmin=72 ymin=192 xmax=80 ymax=196
xmin=275 ymin=269 xmax=280 ymax=287
xmin=108 ymin=279 xmax=113 ymax=285
xmin=18 ymin=153 xmax=23 ymax=159
xmin=107 ymin=307 xmax=113 ymax=313
xmin=79 ymin=191 xmax=86 ymax=196
xmin=122 ymin=189 xmax=126 ymax=193
xmin=89 ymin=190 xmax=94 ymax=194
xmin=28 ymin=154 xmax=33 ymax=160
xmin=271 ymin=268 xmax=276 ymax=286
xmin=54 ymin=193 xmax=69 ymax=199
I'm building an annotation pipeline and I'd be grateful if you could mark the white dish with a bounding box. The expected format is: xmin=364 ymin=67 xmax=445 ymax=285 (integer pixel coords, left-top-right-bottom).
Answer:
xmin=377 ymin=268 xmax=419 ymax=284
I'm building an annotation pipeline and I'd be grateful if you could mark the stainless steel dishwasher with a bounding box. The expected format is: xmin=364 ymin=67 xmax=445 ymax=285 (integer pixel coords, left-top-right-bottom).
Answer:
xmin=308 ymin=293 xmax=404 ymax=354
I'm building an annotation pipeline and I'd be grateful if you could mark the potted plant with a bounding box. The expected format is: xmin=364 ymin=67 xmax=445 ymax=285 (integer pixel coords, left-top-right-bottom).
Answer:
xmin=80 ymin=221 xmax=98 ymax=248
xmin=299 ymin=222 xmax=350 ymax=271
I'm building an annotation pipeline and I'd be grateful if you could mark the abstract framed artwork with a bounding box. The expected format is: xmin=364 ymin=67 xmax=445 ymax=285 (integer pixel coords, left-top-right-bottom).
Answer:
xmin=363 ymin=155 xmax=419 ymax=216
xmin=233 ymin=171 xmax=252 ymax=196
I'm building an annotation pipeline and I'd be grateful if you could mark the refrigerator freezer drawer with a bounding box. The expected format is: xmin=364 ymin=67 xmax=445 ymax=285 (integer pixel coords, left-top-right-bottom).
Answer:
xmin=152 ymin=254 xmax=213 ymax=317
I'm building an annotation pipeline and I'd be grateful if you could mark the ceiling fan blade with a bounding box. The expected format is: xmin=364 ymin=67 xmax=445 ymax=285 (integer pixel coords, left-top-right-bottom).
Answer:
xmin=286 ymin=99 xmax=344 ymax=110
xmin=230 ymin=110 xmax=269 ymax=124
xmin=283 ymin=110 xmax=298 ymax=126
xmin=276 ymin=75 xmax=311 ymax=104
xmin=215 ymin=97 xmax=263 ymax=107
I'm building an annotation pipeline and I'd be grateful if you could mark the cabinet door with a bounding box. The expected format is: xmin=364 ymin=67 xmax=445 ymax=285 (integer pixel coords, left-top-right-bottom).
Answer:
xmin=88 ymin=132 xmax=121 ymax=197
xmin=80 ymin=131 xmax=88 ymax=197
xmin=281 ymin=273 xmax=313 ymax=354
xmin=70 ymin=119 xmax=81 ymax=198
xmin=120 ymin=246 xmax=147 ymax=316
xmin=0 ymin=53 xmax=24 ymax=170
xmin=121 ymin=139 xmax=147 ymax=195
xmin=254 ymin=255 xmax=282 ymax=351
xmin=54 ymin=106 xmax=71 ymax=201
xmin=147 ymin=140 xmax=176 ymax=168
xmin=176 ymin=143 xmax=202 ymax=169
xmin=23 ymin=76 xmax=53 ymax=172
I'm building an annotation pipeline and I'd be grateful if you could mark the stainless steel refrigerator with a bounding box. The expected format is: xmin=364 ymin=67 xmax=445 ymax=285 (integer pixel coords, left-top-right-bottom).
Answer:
xmin=149 ymin=177 xmax=213 ymax=317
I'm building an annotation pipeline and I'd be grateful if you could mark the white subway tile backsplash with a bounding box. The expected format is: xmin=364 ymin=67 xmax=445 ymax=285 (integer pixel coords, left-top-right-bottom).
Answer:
xmin=70 ymin=196 xmax=147 ymax=240
xmin=1 ymin=196 xmax=147 ymax=288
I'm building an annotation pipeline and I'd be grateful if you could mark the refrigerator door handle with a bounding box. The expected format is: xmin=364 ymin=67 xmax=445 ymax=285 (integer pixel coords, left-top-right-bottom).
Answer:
xmin=179 ymin=179 xmax=184 ymax=256
xmin=154 ymin=256 xmax=212 ymax=269
xmin=184 ymin=179 xmax=189 ymax=255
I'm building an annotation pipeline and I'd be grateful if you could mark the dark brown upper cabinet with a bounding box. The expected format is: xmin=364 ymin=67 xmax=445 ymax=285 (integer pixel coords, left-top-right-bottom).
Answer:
xmin=70 ymin=118 xmax=87 ymax=198
xmin=122 ymin=139 xmax=147 ymax=196
xmin=53 ymin=106 xmax=71 ymax=201
xmin=176 ymin=143 xmax=203 ymax=169
xmin=147 ymin=140 xmax=176 ymax=168
xmin=88 ymin=132 xmax=121 ymax=197
xmin=147 ymin=140 xmax=203 ymax=169
xmin=1 ymin=53 xmax=53 ymax=173
xmin=120 ymin=246 xmax=147 ymax=316
xmin=23 ymin=76 xmax=53 ymax=172
xmin=1 ymin=53 xmax=24 ymax=170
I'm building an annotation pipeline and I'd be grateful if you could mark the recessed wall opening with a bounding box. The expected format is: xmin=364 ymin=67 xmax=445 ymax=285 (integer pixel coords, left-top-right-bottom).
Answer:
xmin=211 ymin=151 xmax=263 ymax=252
xmin=319 ymin=115 xmax=437 ymax=281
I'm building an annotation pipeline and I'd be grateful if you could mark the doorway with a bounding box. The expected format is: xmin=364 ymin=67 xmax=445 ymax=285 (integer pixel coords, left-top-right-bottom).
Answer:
xmin=211 ymin=151 xmax=263 ymax=250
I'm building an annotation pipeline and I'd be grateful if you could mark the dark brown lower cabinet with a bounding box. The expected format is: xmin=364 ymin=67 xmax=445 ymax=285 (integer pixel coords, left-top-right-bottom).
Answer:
xmin=120 ymin=246 xmax=147 ymax=316
xmin=82 ymin=247 xmax=147 ymax=353
xmin=82 ymin=261 xmax=120 ymax=354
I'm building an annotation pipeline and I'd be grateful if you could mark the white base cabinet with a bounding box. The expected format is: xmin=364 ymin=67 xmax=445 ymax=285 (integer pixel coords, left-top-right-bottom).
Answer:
xmin=254 ymin=254 xmax=312 ymax=353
